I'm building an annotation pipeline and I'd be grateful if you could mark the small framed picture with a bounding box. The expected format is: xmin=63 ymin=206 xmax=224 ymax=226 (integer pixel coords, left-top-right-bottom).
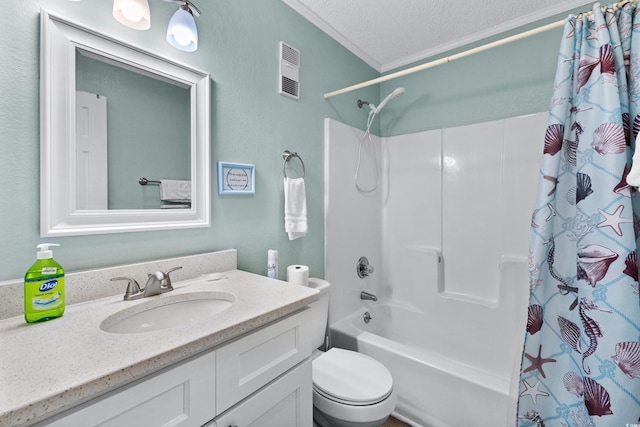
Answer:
xmin=217 ymin=162 xmax=255 ymax=195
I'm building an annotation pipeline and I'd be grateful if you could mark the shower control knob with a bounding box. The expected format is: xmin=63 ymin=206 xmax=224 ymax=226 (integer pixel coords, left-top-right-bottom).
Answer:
xmin=357 ymin=256 xmax=374 ymax=278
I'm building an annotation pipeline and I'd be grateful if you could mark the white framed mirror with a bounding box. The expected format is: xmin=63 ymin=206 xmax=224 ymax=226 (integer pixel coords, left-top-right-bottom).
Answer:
xmin=40 ymin=10 xmax=210 ymax=236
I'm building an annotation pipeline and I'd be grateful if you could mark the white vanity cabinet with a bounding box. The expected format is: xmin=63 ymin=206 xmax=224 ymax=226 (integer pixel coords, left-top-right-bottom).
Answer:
xmin=210 ymin=360 xmax=312 ymax=427
xmin=40 ymin=351 xmax=217 ymax=427
xmin=37 ymin=310 xmax=312 ymax=427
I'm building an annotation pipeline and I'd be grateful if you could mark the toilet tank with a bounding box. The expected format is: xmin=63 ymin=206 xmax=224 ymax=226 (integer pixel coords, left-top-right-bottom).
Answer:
xmin=307 ymin=278 xmax=330 ymax=350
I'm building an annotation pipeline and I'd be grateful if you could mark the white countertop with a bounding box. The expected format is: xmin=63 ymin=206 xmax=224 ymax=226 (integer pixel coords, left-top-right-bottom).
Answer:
xmin=0 ymin=270 xmax=318 ymax=426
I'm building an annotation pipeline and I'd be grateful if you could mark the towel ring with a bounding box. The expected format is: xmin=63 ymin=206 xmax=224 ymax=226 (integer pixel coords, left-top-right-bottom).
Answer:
xmin=282 ymin=150 xmax=305 ymax=178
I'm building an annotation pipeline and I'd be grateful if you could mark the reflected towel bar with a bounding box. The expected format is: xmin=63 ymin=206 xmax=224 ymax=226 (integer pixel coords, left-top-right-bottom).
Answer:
xmin=139 ymin=178 xmax=160 ymax=185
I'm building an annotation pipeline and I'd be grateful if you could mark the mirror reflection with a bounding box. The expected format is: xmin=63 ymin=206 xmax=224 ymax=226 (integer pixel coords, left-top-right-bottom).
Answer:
xmin=75 ymin=50 xmax=191 ymax=210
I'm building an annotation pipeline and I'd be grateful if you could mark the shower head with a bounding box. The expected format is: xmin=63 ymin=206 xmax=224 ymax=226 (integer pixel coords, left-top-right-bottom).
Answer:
xmin=373 ymin=87 xmax=406 ymax=113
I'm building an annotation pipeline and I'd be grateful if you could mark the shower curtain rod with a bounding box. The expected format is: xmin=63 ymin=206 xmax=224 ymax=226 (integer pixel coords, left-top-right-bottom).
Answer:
xmin=322 ymin=0 xmax=635 ymax=100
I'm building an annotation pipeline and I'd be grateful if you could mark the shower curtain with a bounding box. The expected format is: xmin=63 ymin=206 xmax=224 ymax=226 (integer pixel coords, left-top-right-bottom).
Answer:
xmin=517 ymin=2 xmax=640 ymax=426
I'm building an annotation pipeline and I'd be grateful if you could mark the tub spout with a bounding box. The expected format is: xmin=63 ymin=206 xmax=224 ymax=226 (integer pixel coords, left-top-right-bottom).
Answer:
xmin=360 ymin=291 xmax=378 ymax=301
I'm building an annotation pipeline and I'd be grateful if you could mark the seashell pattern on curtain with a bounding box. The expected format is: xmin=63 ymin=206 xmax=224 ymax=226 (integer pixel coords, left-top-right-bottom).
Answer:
xmin=517 ymin=2 xmax=640 ymax=425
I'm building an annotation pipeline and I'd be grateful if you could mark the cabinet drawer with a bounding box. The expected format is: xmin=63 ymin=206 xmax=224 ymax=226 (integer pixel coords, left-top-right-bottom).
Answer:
xmin=40 ymin=351 xmax=216 ymax=427
xmin=216 ymin=309 xmax=311 ymax=413
xmin=214 ymin=359 xmax=312 ymax=427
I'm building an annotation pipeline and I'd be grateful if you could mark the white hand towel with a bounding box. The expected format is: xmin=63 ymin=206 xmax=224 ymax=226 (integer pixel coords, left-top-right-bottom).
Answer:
xmin=159 ymin=180 xmax=191 ymax=202
xmin=284 ymin=177 xmax=308 ymax=240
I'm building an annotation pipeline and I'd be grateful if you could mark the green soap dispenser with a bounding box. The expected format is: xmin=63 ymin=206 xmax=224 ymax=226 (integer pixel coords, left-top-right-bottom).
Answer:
xmin=24 ymin=243 xmax=65 ymax=323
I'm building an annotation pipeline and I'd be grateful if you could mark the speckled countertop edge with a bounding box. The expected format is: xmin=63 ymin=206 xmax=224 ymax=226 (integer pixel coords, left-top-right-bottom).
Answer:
xmin=0 ymin=269 xmax=319 ymax=427
xmin=0 ymin=249 xmax=238 ymax=320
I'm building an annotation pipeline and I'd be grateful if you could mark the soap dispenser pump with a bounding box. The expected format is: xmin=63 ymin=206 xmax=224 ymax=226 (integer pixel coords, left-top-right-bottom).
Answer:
xmin=24 ymin=243 xmax=65 ymax=323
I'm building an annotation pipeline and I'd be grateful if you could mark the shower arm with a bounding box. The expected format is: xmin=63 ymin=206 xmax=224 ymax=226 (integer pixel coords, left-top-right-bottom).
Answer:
xmin=356 ymin=87 xmax=405 ymax=113
xmin=357 ymin=99 xmax=372 ymax=109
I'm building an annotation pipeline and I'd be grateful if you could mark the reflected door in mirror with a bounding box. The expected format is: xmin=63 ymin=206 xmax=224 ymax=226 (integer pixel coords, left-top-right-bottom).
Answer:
xmin=76 ymin=91 xmax=108 ymax=210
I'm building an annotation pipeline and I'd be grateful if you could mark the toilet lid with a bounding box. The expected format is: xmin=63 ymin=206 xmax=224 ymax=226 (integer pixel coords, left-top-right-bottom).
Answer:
xmin=313 ymin=348 xmax=393 ymax=405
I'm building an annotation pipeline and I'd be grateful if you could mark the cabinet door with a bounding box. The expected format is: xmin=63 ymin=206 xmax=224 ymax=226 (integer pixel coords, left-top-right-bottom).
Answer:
xmin=215 ymin=360 xmax=312 ymax=427
xmin=216 ymin=309 xmax=311 ymax=413
xmin=41 ymin=351 xmax=216 ymax=427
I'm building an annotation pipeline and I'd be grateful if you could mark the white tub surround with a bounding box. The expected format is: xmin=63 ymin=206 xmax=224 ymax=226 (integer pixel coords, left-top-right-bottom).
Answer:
xmin=0 ymin=265 xmax=318 ymax=426
xmin=332 ymin=302 xmax=520 ymax=427
xmin=325 ymin=114 xmax=545 ymax=426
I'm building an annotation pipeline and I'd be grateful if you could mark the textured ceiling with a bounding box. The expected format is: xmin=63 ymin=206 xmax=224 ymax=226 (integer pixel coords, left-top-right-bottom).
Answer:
xmin=282 ymin=0 xmax=595 ymax=72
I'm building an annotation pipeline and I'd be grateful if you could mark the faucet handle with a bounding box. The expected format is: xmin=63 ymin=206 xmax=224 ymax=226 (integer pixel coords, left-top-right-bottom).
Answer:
xmin=111 ymin=277 xmax=142 ymax=300
xmin=162 ymin=266 xmax=183 ymax=290
xmin=357 ymin=256 xmax=374 ymax=278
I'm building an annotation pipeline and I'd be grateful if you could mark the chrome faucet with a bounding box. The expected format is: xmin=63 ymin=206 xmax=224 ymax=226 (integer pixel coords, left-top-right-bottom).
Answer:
xmin=142 ymin=271 xmax=167 ymax=297
xmin=360 ymin=291 xmax=378 ymax=301
xmin=111 ymin=266 xmax=182 ymax=300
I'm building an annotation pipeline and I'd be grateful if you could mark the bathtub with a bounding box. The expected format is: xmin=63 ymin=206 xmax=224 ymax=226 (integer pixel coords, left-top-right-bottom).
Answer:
xmin=330 ymin=302 xmax=521 ymax=427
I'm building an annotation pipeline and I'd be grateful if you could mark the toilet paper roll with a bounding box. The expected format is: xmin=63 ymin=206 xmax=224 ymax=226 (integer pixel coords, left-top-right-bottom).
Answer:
xmin=287 ymin=265 xmax=309 ymax=286
xmin=267 ymin=249 xmax=278 ymax=279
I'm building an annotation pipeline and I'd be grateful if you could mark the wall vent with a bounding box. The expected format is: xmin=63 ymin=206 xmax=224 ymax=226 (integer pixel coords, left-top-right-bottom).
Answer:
xmin=279 ymin=42 xmax=300 ymax=100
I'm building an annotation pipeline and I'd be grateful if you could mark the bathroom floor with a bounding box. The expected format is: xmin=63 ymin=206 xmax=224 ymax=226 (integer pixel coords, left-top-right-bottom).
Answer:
xmin=384 ymin=416 xmax=411 ymax=426
xmin=314 ymin=416 xmax=409 ymax=427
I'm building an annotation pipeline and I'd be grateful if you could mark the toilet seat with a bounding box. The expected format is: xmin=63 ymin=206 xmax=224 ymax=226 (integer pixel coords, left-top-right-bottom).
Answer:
xmin=313 ymin=385 xmax=392 ymax=407
xmin=312 ymin=348 xmax=393 ymax=406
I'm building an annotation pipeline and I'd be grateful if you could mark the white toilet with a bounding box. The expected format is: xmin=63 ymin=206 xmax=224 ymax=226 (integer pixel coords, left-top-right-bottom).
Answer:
xmin=308 ymin=278 xmax=396 ymax=427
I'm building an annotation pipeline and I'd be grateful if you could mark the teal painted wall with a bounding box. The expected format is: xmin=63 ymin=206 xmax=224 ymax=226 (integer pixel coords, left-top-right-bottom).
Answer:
xmin=0 ymin=0 xmax=570 ymax=282
xmin=0 ymin=0 xmax=378 ymax=281
xmin=377 ymin=20 xmax=566 ymax=137
xmin=76 ymin=53 xmax=191 ymax=209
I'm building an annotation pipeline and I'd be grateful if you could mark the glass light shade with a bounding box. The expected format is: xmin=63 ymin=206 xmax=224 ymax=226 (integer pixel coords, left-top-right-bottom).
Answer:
xmin=166 ymin=9 xmax=198 ymax=52
xmin=113 ymin=0 xmax=151 ymax=30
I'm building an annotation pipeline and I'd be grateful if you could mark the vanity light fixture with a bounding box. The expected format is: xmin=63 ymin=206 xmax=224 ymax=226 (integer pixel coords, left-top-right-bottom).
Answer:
xmin=112 ymin=0 xmax=151 ymax=30
xmin=71 ymin=0 xmax=202 ymax=52
xmin=166 ymin=0 xmax=201 ymax=52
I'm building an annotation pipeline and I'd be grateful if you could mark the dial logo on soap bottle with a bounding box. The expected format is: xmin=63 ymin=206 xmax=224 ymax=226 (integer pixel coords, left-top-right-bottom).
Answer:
xmin=39 ymin=280 xmax=58 ymax=292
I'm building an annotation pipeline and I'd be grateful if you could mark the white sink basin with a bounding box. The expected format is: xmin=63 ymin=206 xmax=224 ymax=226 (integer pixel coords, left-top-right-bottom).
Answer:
xmin=100 ymin=291 xmax=235 ymax=334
